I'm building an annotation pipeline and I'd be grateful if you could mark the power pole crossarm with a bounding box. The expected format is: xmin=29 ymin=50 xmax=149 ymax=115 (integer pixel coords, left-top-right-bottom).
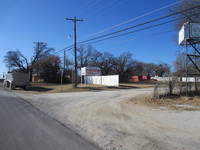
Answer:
xmin=66 ymin=18 xmax=83 ymax=22
xmin=66 ymin=16 xmax=83 ymax=88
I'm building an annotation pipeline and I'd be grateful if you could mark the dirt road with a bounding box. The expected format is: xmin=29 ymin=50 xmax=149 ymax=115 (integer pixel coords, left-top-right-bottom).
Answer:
xmin=14 ymin=88 xmax=200 ymax=150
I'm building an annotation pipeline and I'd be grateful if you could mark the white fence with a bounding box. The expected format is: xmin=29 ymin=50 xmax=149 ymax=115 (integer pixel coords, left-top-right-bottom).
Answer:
xmin=151 ymin=77 xmax=175 ymax=82
xmin=85 ymin=75 xmax=119 ymax=86
xmin=151 ymin=76 xmax=200 ymax=82
xmin=182 ymin=77 xmax=200 ymax=82
xmin=0 ymin=74 xmax=4 ymax=79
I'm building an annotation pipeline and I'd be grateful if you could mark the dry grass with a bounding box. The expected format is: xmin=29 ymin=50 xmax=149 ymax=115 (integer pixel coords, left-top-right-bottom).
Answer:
xmin=13 ymin=82 xmax=155 ymax=94
xmin=128 ymin=94 xmax=200 ymax=111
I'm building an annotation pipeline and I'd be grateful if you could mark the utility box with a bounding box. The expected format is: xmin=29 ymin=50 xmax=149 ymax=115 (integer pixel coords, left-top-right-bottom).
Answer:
xmin=179 ymin=22 xmax=200 ymax=45
xmin=4 ymin=72 xmax=30 ymax=90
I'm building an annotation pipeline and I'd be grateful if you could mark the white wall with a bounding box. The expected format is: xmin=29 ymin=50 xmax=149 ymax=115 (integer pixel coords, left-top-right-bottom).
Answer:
xmin=151 ymin=76 xmax=200 ymax=82
xmin=85 ymin=75 xmax=119 ymax=86
xmin=182 ymin=77 xmax=200 ymax=82
xmin=151 ymin=77 xmax=174 ymax=82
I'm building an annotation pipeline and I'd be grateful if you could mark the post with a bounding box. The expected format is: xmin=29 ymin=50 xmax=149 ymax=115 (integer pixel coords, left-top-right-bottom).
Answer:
xmin=63 ymin=50 xmax=66 ymax=83
xmin=66 ymin=17 xmax=83 ymax=88
xmin=186 ymin=41 xmax=188 ymax=97
xmin=61 ymin=70 xmax=63 ymax=85
xmin=194 ymin=43 xmax=198 ymax=93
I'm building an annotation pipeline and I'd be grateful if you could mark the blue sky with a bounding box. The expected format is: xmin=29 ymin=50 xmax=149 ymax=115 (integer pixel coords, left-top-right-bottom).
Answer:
xmin=0 ymin=0 xmax=183 ymax=74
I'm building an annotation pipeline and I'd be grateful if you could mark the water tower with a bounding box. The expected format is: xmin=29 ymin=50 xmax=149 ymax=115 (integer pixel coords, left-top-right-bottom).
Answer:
xmin=178 ymin=22 xmax=200 ymax=95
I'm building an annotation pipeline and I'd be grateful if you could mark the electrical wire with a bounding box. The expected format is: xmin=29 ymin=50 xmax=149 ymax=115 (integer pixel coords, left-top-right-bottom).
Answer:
xmin=84 ymin=0 xmax=120 ymax=20
xmin=71 ymin=0 xmax=94 ymax=17
xmin=118 ymin=30 xmax=174 ymax=43
xmin=78 ymin=17 xmax=183 ymax=45
xmin=53 ymin=45 xmax=73 ymax=55
xmin=80 ymin=0 xmax=184 ymax=40
xmin=54 ymin=4 xmax=200 ymax=54
xmin=91 ymin=0 xmax=129 ymax=21
xmin=77 ymin=5 xmax=200 ymax=45
xmin=75 ymin=0 xmax=101 ymax=17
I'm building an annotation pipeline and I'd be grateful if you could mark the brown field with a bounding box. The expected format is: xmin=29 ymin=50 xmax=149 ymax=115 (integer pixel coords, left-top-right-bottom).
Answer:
xmin=14 ymin=82 xmax=155 ymax=93
xmin=128 ymin=94 xmax=200 ymax=111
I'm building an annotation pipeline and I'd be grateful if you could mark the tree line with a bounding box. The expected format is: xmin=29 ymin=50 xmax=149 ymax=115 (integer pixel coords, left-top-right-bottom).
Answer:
xmin=4 ymin=42 xmax=171 ymax=83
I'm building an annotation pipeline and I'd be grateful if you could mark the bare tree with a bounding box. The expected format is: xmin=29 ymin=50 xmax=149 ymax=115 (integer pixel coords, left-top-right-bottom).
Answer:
xmin=113 ymin=52 xmax=132 ymax=82
xmin=91 ymin=52 xmax=115 ymax=75
xmin=155 ymin=62 xmax=171 ymax=77
xmin=171 ymin=0 xmax=200 ymax=30
xmin=39 ymin=55 xmax=61 ymax=82
xmin=143 ymin=63 xmax=157 ymax=76
xmin=4 ymin=50 xmax=29 ymax=73
xmin=173 ymin=51 xmax=186 ymax=77
xmin=4 ymin=42 xmax=54 ymax=81
xmin=77 ymin=45 xmax=96 ymax=68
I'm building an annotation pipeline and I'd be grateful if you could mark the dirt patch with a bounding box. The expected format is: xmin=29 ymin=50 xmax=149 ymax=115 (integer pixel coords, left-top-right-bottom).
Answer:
xmin=14 ymin=88 xmax=200 ymax=150
xmin=14 ymin=82 xmax=155 ymax=93
xmin=127 ymin=94 xmax=200 ymax=111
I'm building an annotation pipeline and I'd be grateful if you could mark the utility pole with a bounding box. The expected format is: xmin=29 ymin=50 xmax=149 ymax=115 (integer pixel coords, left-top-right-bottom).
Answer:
xmin=66 ymin=16 xmax=83 ymax=88
xmin=63 ymin=50 xmax=66 ymax=83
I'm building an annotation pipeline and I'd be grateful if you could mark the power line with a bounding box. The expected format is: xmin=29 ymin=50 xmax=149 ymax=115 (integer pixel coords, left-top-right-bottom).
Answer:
xmin=77 ymin=16 xmax=188 ymax=45
xmin=118 ymin=30 xmax=174 ymax=43
xmin=75 ymin=0 xmax=100 ymax=17
xmin=53 ymin=45 xmax=73 ymax=55
xmin=78 ymin=5 xmax=200 ymax=45
xmin=71 ymin=0 xmax=94 ymax=17
xmin=84 ymin=0 xmax=120 ymax=20
xmin=80 ymin=0 xmax=183 ymax=40
xmin=54 ymin=4 xmax=199 ymax=55
xmin=90 ymin=0 xmax=129 ymax=21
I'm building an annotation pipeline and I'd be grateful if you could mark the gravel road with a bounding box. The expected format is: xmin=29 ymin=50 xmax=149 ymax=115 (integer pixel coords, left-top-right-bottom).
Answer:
xmin=14 ymin=88 xmax=200 ymax=150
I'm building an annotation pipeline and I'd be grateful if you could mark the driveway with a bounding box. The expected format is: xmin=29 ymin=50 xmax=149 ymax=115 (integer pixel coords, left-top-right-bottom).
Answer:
xmin=14 ymin=88 xmax=200 ymax=150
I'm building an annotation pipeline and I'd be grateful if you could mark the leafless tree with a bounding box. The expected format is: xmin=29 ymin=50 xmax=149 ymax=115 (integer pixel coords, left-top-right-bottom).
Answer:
xmin=143 ymin=63 xmax=157 ymax=76
xmin=77 ymin=45 xmax=96 ymax=68
xmin=113 ymin=52 xmax=132 ymax=82
xmin=39 ymin=55 xmax=61 ymax=82
xmin=4 ymin=49 xmax=29 ymax=73
xmin=91 ymin=52 xmax=115 ymax=75
xmin=4 ymin=42 xmax=54 ymax=81
xmin=155 ymin=62 xmax=171 ymax=77
xmin=171 ymin=0 xmax=200 ymax=30
xmin=173 ymin=51 xmax=186 ymax=77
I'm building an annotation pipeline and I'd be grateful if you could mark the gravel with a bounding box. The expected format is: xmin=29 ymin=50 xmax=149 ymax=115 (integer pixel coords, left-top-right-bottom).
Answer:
xmin=14 ymin=88 xmax=200 ymax=150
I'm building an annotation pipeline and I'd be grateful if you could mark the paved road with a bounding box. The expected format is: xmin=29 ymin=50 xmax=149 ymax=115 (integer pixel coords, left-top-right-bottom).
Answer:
xmin=0 ymin=86 xmax=100 ymax=150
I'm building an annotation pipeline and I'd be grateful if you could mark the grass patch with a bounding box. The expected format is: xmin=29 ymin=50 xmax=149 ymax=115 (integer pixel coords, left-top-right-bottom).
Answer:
xmin=13 ymin=82 xmax=155 ymax=94
xmin=127 ymin=94 xmax=200 ymax=111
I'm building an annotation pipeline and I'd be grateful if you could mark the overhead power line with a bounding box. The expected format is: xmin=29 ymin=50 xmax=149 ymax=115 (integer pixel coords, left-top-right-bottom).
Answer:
xmin=91 ymin=0 xmax=129 ymax=20
xmin=71 ymin=0 xmax=94 ymax=17
xmin=54 ymin=4 xmax=200 ymax=55
xmin=53 ymin=45 xmax=73 ymax=55
xmin=118 ymin=30 xmax=174 ymax=43
xmin=80 ymin=0 xmax=184 ymax=40
xmin=84 ymin=0 xmax=120 ymax=19
xmin=79 ymin=17 xmax=183 ymax=45
xmin=75 ymin=0 xmax=100 ymax=17
xmin=78 ymin=5 xmax=200 ymax=45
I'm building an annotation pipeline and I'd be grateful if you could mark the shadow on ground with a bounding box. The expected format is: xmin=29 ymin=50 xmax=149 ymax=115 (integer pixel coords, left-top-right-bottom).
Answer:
xmin=16 ymin=86 xmax=53 ymax=92
xmin=79 ymin=85 xmax=140 ymax=91
xmin=108 ymin=85 xmax=139 ymax=89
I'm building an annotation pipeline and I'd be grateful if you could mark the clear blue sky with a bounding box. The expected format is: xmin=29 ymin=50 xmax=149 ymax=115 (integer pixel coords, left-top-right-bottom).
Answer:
xmin=0 ymin=0 xmax=183 ymax=74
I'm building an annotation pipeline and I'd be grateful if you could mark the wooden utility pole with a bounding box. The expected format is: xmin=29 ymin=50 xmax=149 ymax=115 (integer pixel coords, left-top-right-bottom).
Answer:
xmin=63 ymin=50 xmax=66 ymax=82
xmin=66 ymin=16 xmax=83 ymax=88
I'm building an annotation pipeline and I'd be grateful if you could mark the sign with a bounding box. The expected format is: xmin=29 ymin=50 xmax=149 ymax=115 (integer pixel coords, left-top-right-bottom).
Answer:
xmin=190 ymin=23 xmax=200 ymax=37
xmin=81 ymin=67 xmax=101 ymax=76
xmin=179 ymin=22 xmax=200 ymax=45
